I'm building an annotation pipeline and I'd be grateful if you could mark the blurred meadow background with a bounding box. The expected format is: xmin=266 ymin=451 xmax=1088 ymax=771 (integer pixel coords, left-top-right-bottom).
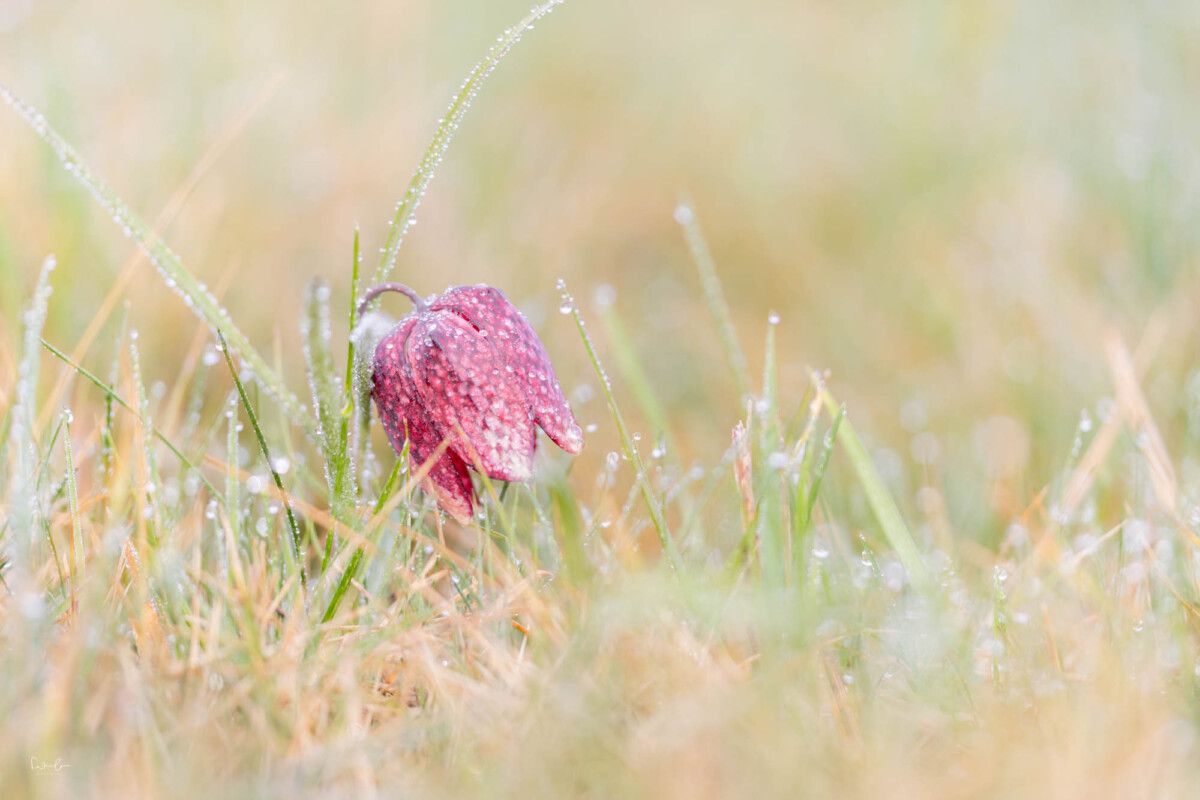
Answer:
xmin=3 ymin=0 xmax=1200 ymax=797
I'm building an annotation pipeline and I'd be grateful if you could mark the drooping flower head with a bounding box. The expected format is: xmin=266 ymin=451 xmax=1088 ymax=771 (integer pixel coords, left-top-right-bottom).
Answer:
xmin=360 ymin=282 xmax=583 ymax=522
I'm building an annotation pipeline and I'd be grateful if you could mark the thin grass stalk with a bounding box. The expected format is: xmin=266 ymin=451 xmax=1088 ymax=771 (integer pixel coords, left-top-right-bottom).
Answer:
xmin=7 ymin=257 xmax=56 ymax=550
xmin=129 ymin=337 xmax=162 ymax=544
xmin=794 ymin=402 xmax=842 ymax=581
xmin=304 ymin=280 xmax=354 ymax=527
xmin=756 ymin=317 xmax=786 ymax=586
xmin=225 ymin=391 xmax=241 ymax=554
xmin=371 ymin=0 xmax=568 ymax=286
xmin=0 ymin=85 xmax=315 ymax=437
xmin=563 ymin=288 xmax=682 ymax=572
xmin=595 ymin=298 xmax=672 ymax=441
xmin=674 ymin=202 xmax=751 ymax=399
xmin=321 ymin=457 xmax=403 ymax=624
xmin=337 ymin=229 xmax=362 ymax=503
xmin=40 ymin=339 xmax=222 ymax=500
xmin=218 ymin=331 xmax=307 ymax=595
xmin=61 ymin=409 xmax=83 ymax=617
xmin=819 ymin=388 xmax=931 ymax=593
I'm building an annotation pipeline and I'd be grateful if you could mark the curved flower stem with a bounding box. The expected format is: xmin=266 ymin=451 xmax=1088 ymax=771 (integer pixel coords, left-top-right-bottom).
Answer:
xmin=357 ymin=283 xmax=426 ymax=318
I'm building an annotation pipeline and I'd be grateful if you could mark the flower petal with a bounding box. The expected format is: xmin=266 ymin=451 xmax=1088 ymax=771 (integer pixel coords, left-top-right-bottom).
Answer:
xmin=371 ymin=316 xmax=474 ymax=523
xmin=406 ymin=309 xmax=536 ymax=482
xmin=433 ymin=285 xmax=583 ymax=454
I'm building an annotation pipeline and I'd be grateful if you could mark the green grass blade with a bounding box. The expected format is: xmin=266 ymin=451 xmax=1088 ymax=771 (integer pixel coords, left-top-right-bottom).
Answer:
xmin=304 ymin=280 xmax=352 ymax=519
xmin=40 ymin=338 xmax=222 ymax=501
xmin=7 ymin=256 xmax=56 ymax=550
xmin=98 ymin=311 xmax=127 ymax=482
xmin=225 ymin=391 xmax=241 ymax=545
xmin=562 ymin=285 xmax=682 ymax=573
xmin=61 ymin=409 xmax=83 ymax=614
xmin=218 ymin=331 xmax=307 ymax=595
xmin=303 ymin=279 xmax=354 ymax=585
xmin=337 ymin=229 xmax=362 ymax=503
xmin=820 ymin=389 xmax=931 ymax=593
xmin=674 ymin=203 xmax=751 ymax=399
xmin=794 ymin=403 xmax=842 ymax=578
xmin=0 ymin=84 xmax=316 ymax=439
xmin=321 ymin=457 xmax=402 ymax=624
xmin=371 ymin=0 xmax=567 ymax=285
xmin=550 ymin=481 xmax=590 ymax=583
xmin=322 ymin=547 xmax=364 ymax=625
xmin=595 ymin=295 xmax=672 ymax=441
xmin=803 ymin=405 xmax=843 ymax=531
xmin=755 ymin=316 xmax=785 ymax=586
xmin=129 ymin=336 xmax=162 ymax=543
xmin=33 ymin=415 xmax=65 ymax=496
xmin=761 ymin=316 xmax=779 ymax=424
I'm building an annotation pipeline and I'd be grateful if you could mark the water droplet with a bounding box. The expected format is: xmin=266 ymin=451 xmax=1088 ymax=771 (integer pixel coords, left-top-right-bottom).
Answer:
xmin=594 ymin=284 xmax=617 ymax=308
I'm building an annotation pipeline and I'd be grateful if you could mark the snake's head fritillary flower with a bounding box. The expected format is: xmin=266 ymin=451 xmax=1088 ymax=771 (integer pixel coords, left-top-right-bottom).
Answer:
xmin=361 ymin=283 xmax=583 ymax=523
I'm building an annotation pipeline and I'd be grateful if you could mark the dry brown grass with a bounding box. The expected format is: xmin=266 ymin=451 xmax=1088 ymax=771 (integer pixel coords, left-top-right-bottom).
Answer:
xmin=5 ymin=1 xmax=1200 ymax=797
